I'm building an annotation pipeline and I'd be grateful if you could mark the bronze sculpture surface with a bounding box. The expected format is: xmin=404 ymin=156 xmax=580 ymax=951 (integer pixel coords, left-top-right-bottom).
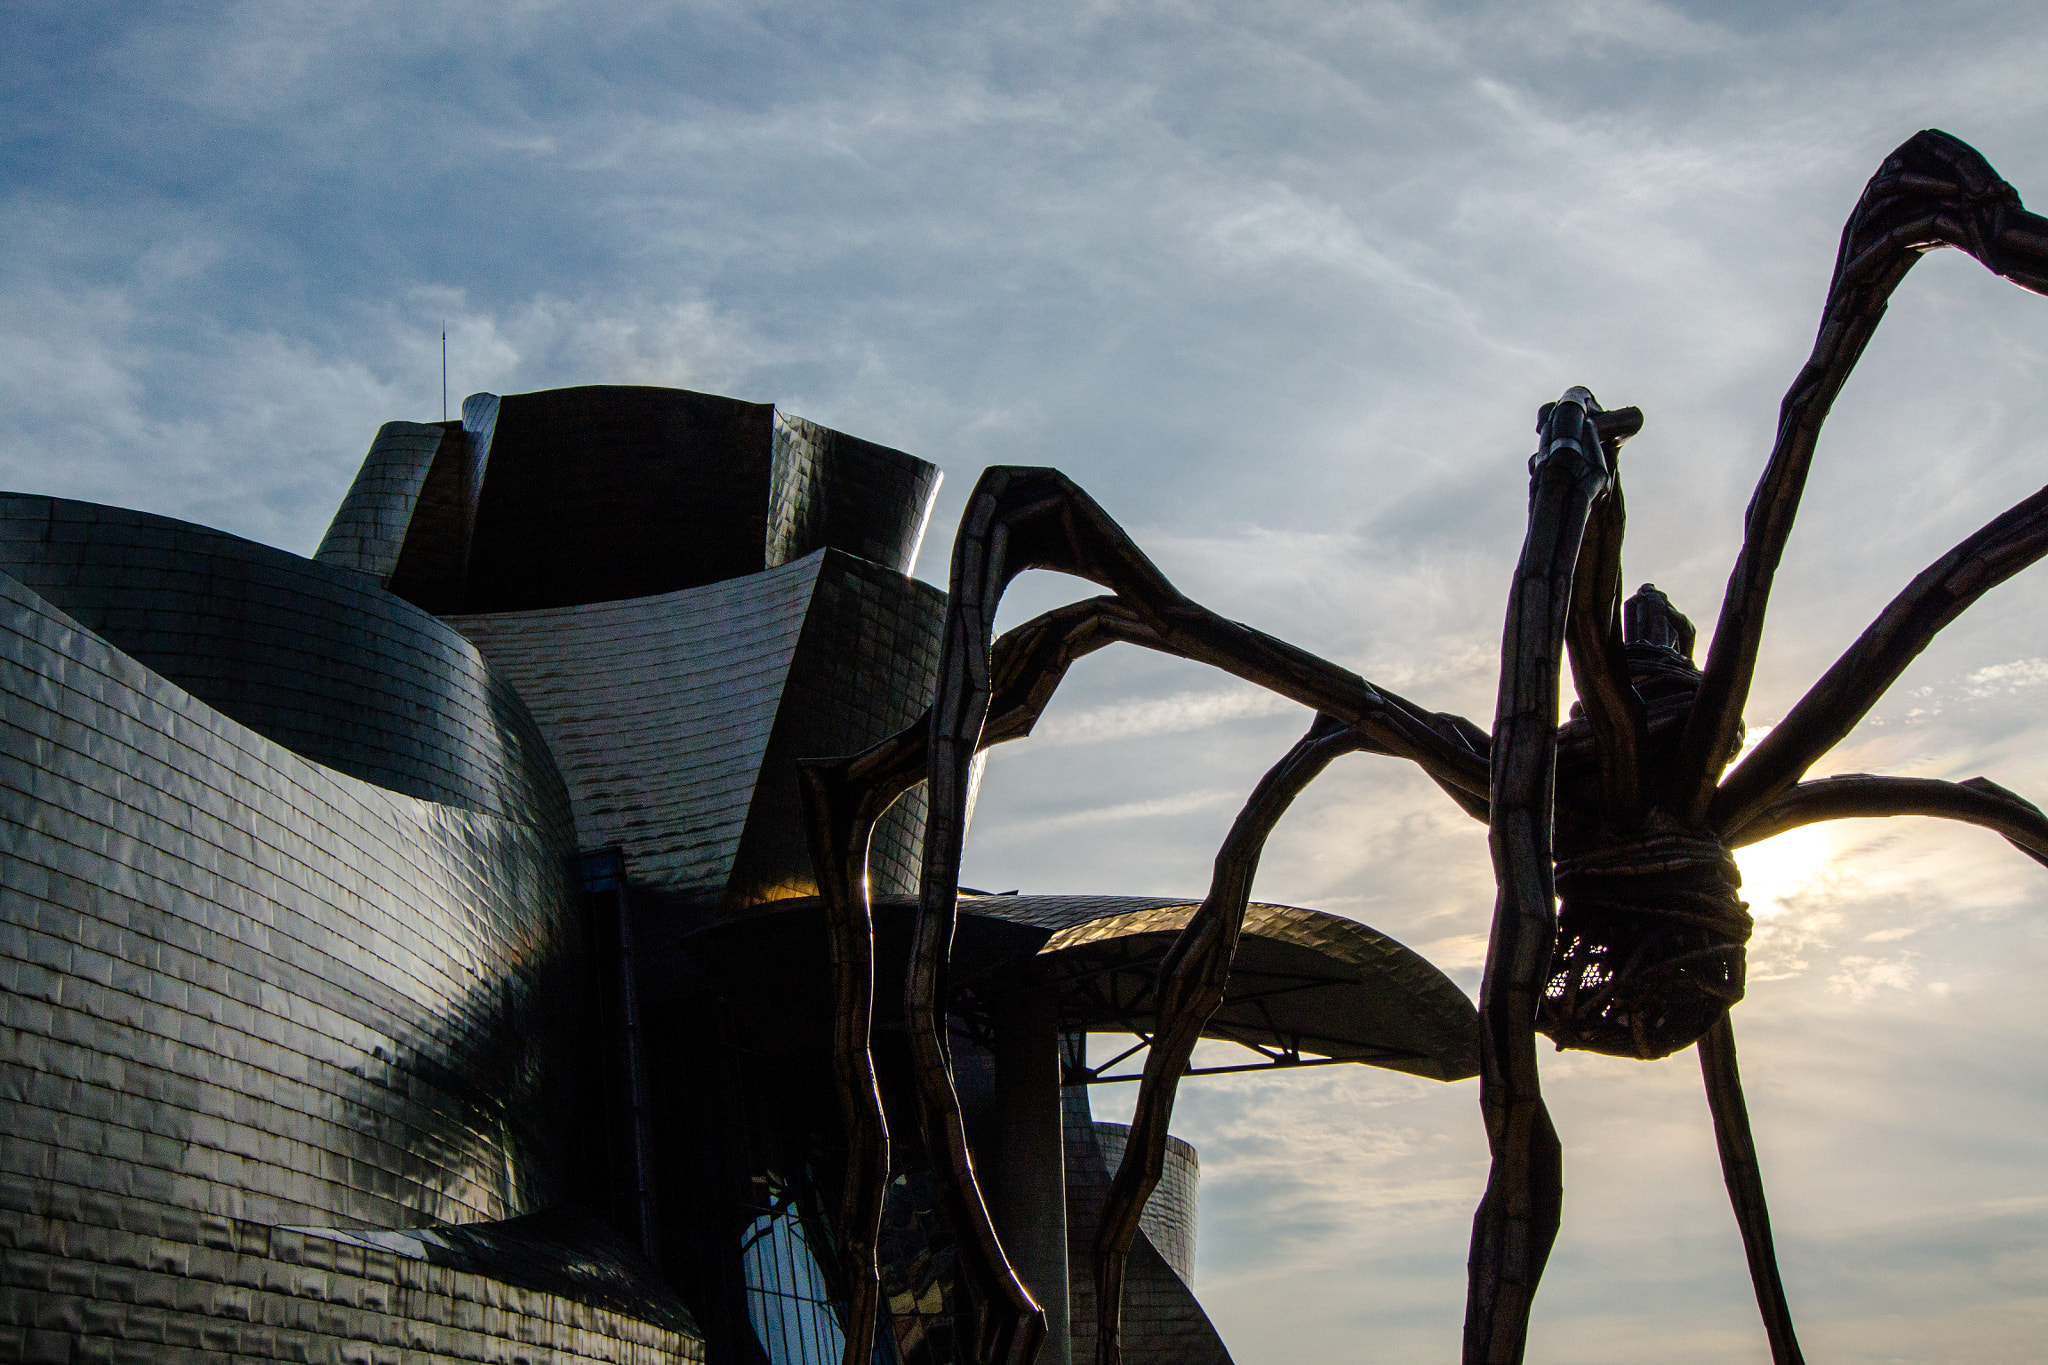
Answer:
xmin=803 ymin=129 xmax=2048 ymax=1365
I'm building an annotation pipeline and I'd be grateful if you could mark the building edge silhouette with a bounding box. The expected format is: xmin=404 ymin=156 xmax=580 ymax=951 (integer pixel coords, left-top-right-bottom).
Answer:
xmin=0 ymin=385 xmax=1480 ymax=1365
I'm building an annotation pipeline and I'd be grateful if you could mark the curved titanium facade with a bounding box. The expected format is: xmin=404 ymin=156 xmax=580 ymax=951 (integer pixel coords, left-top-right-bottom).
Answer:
xmin=1062 ymin=1090 xmax=1227 ymax=1365
xmin=766 ymin=410 xmax=941 ymax=578
xmin=314 ymin=419 xmax=464 ymax=583
xmin=320 ymin=385 xmax=944 ymax=618
xmin=1 ymin=382 xmax=1482 ymax=1365
xmin=1091 ymin=1124 xmax=1199 ymax=1284
xmin=961 ymin=894 xmax=1481 ymax=1081
xmin=0 ymin=494 xmax=567 ymax=826
xmin=678 ymin=893 xmax=1477 ymax=1363
xmin=690 ymin=894 xmax=1477 ymax=1077
xmin=0 ymin=569 xmax=700 ymax=1358
xmin=462 ymin=387 xmax=778 ymax=613
xmin=447 ymin=548 xmax=944 ymax=912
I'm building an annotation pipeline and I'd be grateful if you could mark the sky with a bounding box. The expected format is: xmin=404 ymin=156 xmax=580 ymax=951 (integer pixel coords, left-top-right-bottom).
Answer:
xmin=5 ymin=1 xmax=2048 ymax=1361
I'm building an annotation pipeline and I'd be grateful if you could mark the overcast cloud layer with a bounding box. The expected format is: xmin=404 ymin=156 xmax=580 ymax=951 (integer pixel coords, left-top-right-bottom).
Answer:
xmin=6 ymin=3 xmax=2048 ymax=1360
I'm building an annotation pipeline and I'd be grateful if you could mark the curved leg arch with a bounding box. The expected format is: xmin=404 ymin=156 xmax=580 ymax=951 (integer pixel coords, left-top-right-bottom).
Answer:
xmin=1093 ymin=714 xmax=1366 ymax=1365
xmin=1679 ymin=129 xmax=2048 ymax=823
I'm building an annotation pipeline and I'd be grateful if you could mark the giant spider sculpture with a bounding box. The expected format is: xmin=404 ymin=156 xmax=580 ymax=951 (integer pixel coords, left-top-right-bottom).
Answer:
xmin=799 ymin=129 xmax=2048 ymax=1365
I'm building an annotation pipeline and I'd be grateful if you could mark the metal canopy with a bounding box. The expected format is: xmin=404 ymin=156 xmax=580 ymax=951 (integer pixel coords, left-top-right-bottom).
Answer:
xmin=674 ymin=892 xmax=1479 ymax=1084
xmin=951 ymin=895 xmax=1480 ymax=1084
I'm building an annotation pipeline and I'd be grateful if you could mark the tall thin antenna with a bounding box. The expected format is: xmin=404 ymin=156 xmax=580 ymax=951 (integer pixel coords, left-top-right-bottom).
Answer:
xmin=441 ymin=325 xmax=448 ymax=422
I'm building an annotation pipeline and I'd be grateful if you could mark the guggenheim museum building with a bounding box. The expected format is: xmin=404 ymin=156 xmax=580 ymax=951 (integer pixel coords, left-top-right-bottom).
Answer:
xmin=0 ymin=385 xmax=1478 ymax=1364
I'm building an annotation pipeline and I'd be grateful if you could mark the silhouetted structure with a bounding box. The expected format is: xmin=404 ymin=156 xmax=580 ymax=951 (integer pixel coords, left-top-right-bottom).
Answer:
xmin=0 ymin=384 xmax=1478 ymax=1365
xmin=816 ymin=129 xmax=2048 ymax=1365
xmin=14 ymin=132 xmax=2039 ymax=1365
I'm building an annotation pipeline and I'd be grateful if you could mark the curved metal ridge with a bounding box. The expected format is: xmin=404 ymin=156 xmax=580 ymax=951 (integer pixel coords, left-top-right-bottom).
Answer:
xmin=1021 ymin=898 xmax=1479 ymax=1082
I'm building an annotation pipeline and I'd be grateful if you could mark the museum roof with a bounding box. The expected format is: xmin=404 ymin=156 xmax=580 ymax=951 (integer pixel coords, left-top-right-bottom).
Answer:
xmin=678 ymin=892 xmax=1480 ymax=1084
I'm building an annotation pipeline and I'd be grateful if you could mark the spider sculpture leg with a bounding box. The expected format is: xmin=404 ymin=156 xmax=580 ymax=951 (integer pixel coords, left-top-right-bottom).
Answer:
xmin=799 ymin=587 xmax=1452 ymax=1365
xmin=795 ymin=756 xmax=894 ymax=1365
xmin=799 ymin=596 xmax=1181 ymax=1364
xmin=808 ymin=596 xmax=1478 ymax=1365
xmin=1718 ymin=761 xmax=2048 ymax=1365
xmin=1093 ymin=713 xmax=1367 ymax=1365
xmin=1706 ymin=777 xmax=2048 ymax=1365
xmin=1663 ymin=133 xmax=2048 ymax=1364
xmin=1697 ymin=1015 xmax=1805 ymax=1365
xmin=1504 ymin=130 xmax=2048 ymax=1365
xmin=1538 ymin=564 xmax=1810 ymax=1358
xmin=1711 ymin=477 xmax=2048 ymax=831
xmin=863 ymin=465 xmax=1493 ymax=1365
xmin=1563 ymin=431 xmax=1647 ymax=822
xmin=799 ymin=597 xmax=1180 ymax=1365
xmin=1727 ymin=775 xmax=2048 ymax=864
xmin=1703 ymin=757 xmax=2048 ymax=1365
xmin=1532 ymin=582 xmax=2048 ymax=1365
xmin=1466 ymin=388 xmax=1640 ymax=1365
xmin=1677 ymin=127 xmax=2048 ymax=825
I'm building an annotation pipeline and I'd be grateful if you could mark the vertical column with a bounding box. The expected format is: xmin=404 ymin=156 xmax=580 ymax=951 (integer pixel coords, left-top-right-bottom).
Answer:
xmin=456 ymin=393 xmax=500 ymax=582
xmin=990 ymin=989 xmax=1071 ymax=1365
xmin=580 ymin=848 xmax=661 ymax=1264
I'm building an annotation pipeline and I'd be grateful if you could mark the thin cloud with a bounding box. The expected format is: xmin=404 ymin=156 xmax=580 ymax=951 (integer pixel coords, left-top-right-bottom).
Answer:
xmin=971 ymin=788 xmax=1240 ymax=844
xmin=10 ymin=3 xmax=2048 ymax=1361
xmin=1029 ymin=685 xmax=1303 ymax=749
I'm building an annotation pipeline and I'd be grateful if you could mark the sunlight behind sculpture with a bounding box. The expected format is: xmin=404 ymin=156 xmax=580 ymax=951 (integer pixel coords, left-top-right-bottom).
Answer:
xmin=820 ymin=129 xmax=2048 ymax=1365
xmin=6 ymin=128 xmax=2044 ymax=1365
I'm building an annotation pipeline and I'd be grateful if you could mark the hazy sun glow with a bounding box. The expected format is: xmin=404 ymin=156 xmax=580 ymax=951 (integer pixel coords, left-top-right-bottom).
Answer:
xmin=1732 ymin=823 xmax=1855 ymax=922
xmin=13 ymin=4 xmax=2048 ymax=1357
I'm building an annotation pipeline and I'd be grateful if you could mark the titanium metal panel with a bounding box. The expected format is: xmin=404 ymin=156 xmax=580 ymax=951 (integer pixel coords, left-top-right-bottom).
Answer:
xmin=382 ymin=395 xmax=496 ymax=613
xmin=0 ymin=571 xmax=701 ymax=1360
xmin=1062 ymin=1088 xmax=1230 ymax=1365
xmin=313 ymin=419 xmax=461 ymax=582
xmin=1022 ymin=897 xmax=1481 ymax=1082
xmin=1091 ymin=1123 xmax=1198 ymax=1283
xmin=461 ymin=386 xmax=778 ymax=612
xmin=766 ymin=410 xmax=942 ymax=578
xmin=729 ymin=549 xmax=946 ymax=907
xmin=329 ymin=386 xmax=944 ymax=617
xmin=0 ymin=1204 xmax=701 ymax=1363
xmin=0 ymin=570 xmax=578 ymax=1232
xmin=942 ymin=894 xmax=1481 ymax=1081
xmin=677 ymin=895 xmax=1477 ymax=1082
xmin=446 ymin=556 xmax=825 ymax=895
xmin=448 ymin=548 xmax=946 ymax=911
xmin=0 ymin=493 xmax=567 ymax=827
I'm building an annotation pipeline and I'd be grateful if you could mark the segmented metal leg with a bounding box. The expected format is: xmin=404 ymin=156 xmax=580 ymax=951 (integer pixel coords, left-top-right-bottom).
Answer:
xmin=1710 ymin=481 xmax=2048 ymax=833
xmin=1698 ymin=1015 xmax=1806 ymax=1365
xmin=1679 ymin=128 xmax=2048 ymax=824
xmin=808 ymin=464 xmax=1491 ymax=1364
xmin=1093 ymin=714 xmax=1363 ymax=1365
xmin=802 ymin=597 xmax=1181 ymax=1365
xmin=797 ymin=759 xmax=893 ymax=1365
xmin=1466 ymin=390 xmax=1629 ymax=1364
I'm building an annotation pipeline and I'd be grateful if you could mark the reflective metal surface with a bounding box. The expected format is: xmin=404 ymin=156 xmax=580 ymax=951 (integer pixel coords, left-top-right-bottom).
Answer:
xmin=0 ymin=493 xmax=568 ymax=826
xmin=963 ymin=895 xmax=1479 ymax=1082
xmin=448 ymin=548 xmax=944 ymax=916
xmin=314 ymin=419 xmax=462 ymax=582
xmin=678 ymin=892 xmax=1478 ymax=1363
xmin=1088 ymin=1126 xmax=1197 ymax=1285
xmin=1060 ymin=1083 xmax=1227 ymax=1365
xmin=0 ymin=564 xmax=698 ymax=1360
xmin=0 ymin=380 xmax=1488 ymax=1365
xmin=356 ymin=385 xmax=946 ymax=616
xmin=0 ymin=382 xmax=960 ymax=1365
xmin=767 ymin=410 xmax=943 ymax=580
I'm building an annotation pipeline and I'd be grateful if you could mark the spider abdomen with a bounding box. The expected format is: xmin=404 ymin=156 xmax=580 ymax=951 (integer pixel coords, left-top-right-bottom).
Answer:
xmin=1539 ymin=831 xmax=1751 ymax=1060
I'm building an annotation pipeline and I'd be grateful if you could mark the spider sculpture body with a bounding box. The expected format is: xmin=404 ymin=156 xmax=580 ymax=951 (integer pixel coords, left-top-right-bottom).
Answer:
xmin=800 ymin=129 xmax=2048 ymax=1365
